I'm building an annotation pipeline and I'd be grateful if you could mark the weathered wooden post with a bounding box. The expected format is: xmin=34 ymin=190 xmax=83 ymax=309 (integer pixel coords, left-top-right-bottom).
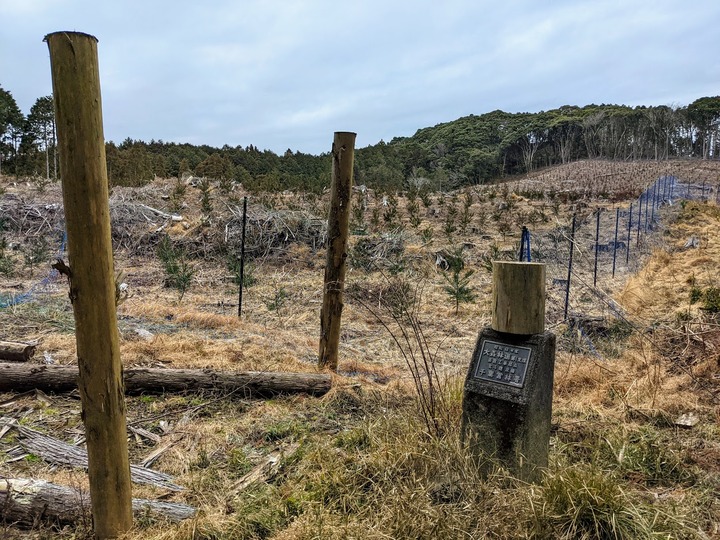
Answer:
xmin=461 ymin=261 xmax=555 ymax=482
xmin=319 ymin=131 xmax=356 ymax=371
xmin=45 ymin=31 xmax=133 ymax=538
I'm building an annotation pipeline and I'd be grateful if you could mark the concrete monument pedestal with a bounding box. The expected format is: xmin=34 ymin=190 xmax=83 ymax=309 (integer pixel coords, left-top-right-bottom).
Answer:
xmin=461 ymin=328 xmax=555 ymax=482
xmin=461 ymin=261 xmax=555 ymax=482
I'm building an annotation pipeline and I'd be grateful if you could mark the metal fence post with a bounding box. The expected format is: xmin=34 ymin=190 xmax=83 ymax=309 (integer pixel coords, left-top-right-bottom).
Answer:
xmin=563 ymin=214 xmax=576 ymax=321
xmin=637 ymin=193 xmax=642 ymax=247
xmin=593 ymin=209 xmax=600 ymax=287
xmin=625 ymin=202 xmax=633 ymax=266
xmin=237 ymin=195 xmax=248 ymax=318
xmin=612 ymin=207 xmax=620 ymax=277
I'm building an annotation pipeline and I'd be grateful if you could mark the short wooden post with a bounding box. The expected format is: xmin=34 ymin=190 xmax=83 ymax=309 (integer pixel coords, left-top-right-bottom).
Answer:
xmin=45 ymin=31 xmax=133 ymax=538
xmin=462 ymin=261 xmax=555 ymax=482
xmin=319 ymin=132 xmax=356 ymax=371
xmin=492 ymin=262 xmax=545 ymax=335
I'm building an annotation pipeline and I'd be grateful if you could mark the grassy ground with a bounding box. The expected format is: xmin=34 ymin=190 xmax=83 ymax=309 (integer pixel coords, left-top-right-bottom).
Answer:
xmin=0 ymin=162 xmax=719 ymax=539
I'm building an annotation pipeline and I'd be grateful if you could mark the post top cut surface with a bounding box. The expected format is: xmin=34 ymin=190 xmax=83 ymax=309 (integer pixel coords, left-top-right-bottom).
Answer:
xmin=493 ymin=261 xmax=545 ymax=267
xmin=44 ymin=31 xmax=98 ymax=43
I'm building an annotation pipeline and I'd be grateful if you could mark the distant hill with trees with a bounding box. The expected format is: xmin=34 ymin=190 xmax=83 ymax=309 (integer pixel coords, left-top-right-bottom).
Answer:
xmin=2 ymin=83 xmax=718 ymax=192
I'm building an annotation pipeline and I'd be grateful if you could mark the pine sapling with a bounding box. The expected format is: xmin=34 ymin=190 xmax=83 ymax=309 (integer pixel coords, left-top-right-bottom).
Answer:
xmin=442 ymin=247 xmax=476 ymax=314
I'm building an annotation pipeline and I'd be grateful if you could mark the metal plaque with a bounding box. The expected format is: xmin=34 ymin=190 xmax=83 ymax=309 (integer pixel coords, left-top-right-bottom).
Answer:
xmin=473 ymin=339 xmax=532 ymax=388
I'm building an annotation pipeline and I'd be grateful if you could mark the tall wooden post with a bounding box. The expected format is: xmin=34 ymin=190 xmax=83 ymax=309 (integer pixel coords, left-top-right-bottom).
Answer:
xmin=319 ymin=132 xmax=356 ymax=371
xmin=45 ymin=31 xmax=133 ymax=538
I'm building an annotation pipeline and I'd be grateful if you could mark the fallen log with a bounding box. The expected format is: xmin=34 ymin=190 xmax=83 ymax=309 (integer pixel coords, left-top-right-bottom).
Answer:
xmin=0 ymin=478 xmax=196 ymax=526
xmin=0 ymin=363 xmax=332 ymax=397
xmin=0 ymin=417 xmax=184 ymax=491
xmin=137 ymin=203 xmax=183 ymax=222
xmin=0 ymin=341 xmax=36 ymax=362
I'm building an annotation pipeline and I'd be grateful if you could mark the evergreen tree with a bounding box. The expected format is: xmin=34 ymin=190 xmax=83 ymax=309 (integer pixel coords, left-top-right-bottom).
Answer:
xmin=26 ymin=96 xmax=56 ymax=180
xmin=0 ymin=86 xmax=24 ymax=177
xmin=441 ymin=247 xmax=476 ymax=315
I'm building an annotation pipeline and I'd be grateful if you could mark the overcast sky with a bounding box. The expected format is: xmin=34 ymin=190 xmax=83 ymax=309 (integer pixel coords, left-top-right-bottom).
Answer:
xmin=1 ymin=0 xmax=718 ymax=155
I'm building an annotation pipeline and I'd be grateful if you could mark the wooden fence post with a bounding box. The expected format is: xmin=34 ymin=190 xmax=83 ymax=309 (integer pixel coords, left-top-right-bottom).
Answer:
xmin=319 ymin=132 xmax=356 ymax=371
xmin=45 ymin=31 xmax=133 ymax=538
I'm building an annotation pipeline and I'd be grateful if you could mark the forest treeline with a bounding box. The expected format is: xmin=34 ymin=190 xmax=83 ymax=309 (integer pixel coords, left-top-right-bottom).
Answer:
xmin=2 ymin=83 xmax=719 ymax=192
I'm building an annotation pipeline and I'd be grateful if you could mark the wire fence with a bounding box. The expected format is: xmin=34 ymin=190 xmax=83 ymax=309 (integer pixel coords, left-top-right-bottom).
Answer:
xmin=0 ymin=231 xmax=66 ymax=309
xmin=528 ymin=175 xmax=718 ymax=357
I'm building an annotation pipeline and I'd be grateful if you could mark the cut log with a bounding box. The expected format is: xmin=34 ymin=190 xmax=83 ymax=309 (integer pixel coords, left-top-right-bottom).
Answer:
xmin=0 ymin=363 xmax=331 ymax=397
xmin=0 ymin=417 xmax=184 ymax=491
xmin=0 ymin=478 xmax=196 ymax=526
xmin=0 ymin=341 xmax=36 ymax=362
xmin=137 ymin=203 xmax=183 ymax=222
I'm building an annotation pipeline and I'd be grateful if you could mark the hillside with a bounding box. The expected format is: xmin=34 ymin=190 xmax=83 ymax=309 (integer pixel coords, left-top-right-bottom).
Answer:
xmin=0 ymin=158 xmax=719 ymax=539
xmin=3 ymin=82 xmax=720 ymax=193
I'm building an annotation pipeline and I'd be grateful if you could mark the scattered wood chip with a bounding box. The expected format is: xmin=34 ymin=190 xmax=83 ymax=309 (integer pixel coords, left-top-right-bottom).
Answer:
xmin=129 ymin=426 xmax=162 ymax=444
xmin=140 ymin=434 xmax=185 ymax=468
xmin=674 ymin=412 xmax=700 ymax=428
xmin=134 ymin=328 xmax=155 ymax=341
xmin=230 ymin=443 xmax=299 ymax=494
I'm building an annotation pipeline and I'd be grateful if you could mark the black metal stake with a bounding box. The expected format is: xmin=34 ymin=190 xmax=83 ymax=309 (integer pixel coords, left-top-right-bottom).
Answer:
xmin=593 ymin=209 xmax=600 ymax=288
xmin=625 ymin=202 xmax=633 ymax=266
xmin=636 ymin=193 xmax=642 ymax=247
xmin=564 ymin=213 xmax=576 ymax=321
xmin=650 ymin=181 xmax=656 ymax=226
xmin=612 ymin=207 xmax=620 ymax=277
xmin=237 ymin=196 xmax=248 ymax=318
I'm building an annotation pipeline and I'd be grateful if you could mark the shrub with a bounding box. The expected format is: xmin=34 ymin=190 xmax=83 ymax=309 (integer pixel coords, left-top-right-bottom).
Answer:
xmin=226 ymin=253 xmax=257 ymax=288
xmin=702 ymin=286 xmax=720 ymax=312
xmin=441 ymin=246 xmax=476 ymax=315
xmin=23 ymin=236 xmax=49 ymax=274
xmin=157 ymin=234 xmax=194 ymax=301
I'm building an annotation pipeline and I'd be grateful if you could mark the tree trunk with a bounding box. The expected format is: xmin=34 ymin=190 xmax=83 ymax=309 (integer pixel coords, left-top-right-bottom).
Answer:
xmin=0 ymin=479 xmax=196 ymax=526
xmin=45 ymin=31 xmax=132 ymax=538
xmin=319 ymin=132 xmax=356 ymax=371
xmin=0 ymin=341 xmax=36 ymax=362
xmin=0 ymin=363 xmax=332 ymax=397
